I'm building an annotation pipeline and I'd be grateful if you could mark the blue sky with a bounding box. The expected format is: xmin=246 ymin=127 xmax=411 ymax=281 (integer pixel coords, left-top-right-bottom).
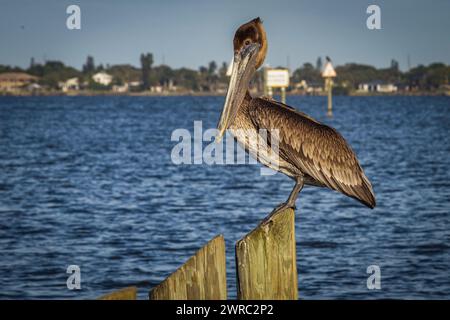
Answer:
xmin=0 ymin=0 xmax=449 ymax=71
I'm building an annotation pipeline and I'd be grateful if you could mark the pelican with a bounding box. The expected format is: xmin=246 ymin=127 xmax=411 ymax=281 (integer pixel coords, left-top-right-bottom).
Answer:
xmin=216 ymin=18 xmax=376 ymax=215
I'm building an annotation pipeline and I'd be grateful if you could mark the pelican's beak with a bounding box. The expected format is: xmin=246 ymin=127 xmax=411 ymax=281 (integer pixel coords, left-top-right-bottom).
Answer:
xmin=216 ymin=43 xmax=260 ymax=142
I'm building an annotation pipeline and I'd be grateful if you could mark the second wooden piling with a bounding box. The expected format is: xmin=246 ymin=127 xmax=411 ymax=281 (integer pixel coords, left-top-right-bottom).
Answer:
xmin=149 ymin=234 xmax=227 ymax=300
xmin=98 ymin=286 xmax=137 ymax=300
xmin=235 ymin=208 xmax=298 ymax=300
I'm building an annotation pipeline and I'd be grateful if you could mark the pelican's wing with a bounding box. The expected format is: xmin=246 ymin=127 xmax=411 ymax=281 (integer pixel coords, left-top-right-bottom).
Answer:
xmin=250 ymin=97 xmax=376 ymax=208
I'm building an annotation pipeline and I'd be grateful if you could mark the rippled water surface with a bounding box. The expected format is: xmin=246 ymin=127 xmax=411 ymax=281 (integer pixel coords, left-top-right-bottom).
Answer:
xmin=0 ymin=95 xmax=449 ymax=299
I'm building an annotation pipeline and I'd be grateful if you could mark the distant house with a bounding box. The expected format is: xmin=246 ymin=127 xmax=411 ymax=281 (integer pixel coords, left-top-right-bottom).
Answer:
xmin=306 ymin=82 xmax=324 ymax=94
xmin=26 ymin=83 xmax=42 ymax=92
xmin=358 ymin=81 xmax=398 ymax=93
xmin=167 ymin=79 xmax=178 ymax=92
xmin=358 ymin=83 xmax=370 ymax=92
xmin=150 ymin=85 xmax=163 ymax=93
xmin=92 ymin=72 xmax=113 ymax=86
xmin=128 ymin=81 xmax=141 ymax=88
xmin=294 ymin=80 xmax=308 ymax=90
xmin=58 ymin=77 xmax=79 ymax=92
xmin=294 ymin=80 xmax=323 ymax=94
xmin=112 ymin=83 xmax=129 ymax=93
xmin=126 ymin=81 xmax=142 ymax=92
xmin=395 ymin=83 xmax=410 ymax=92
xmin=0 ymin=72 xmax=38 ymax=92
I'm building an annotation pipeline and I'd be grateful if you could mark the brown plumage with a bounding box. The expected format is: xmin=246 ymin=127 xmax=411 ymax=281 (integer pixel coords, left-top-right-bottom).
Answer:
xmin=217 ymin=18 xmax=376 ymax=212
xmin=247 ymin=97 xmax=376 ymax=208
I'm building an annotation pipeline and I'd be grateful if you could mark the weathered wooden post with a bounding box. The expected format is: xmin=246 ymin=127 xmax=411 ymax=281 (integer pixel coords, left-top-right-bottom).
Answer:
xmin=235 ymin=208 xmax=298 ymax=300
xmin=281 ymin=87 xmax=286 ymax=104
xmin=97 ymin=286 xmax=138 ymax=300
xmin=325 ymin=77 xmax=333 ymax=116
xmin=322 ymin=57 xmax=337 ymax=117
xmin=149 ymin=235 xmax=227 ymax=300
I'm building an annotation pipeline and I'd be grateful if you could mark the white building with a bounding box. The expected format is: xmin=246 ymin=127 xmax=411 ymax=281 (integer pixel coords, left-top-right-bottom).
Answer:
xmin=112 ymin=83 xmax=129 ymax=93
xmin=377 ymin=83 xmax=398 ymax=93
xmin=92 ymin=72 xmax=113 ymax=86
xmin=358 ymin=81 xmax=398 ymax=93
xmin=128 ymin=81 xmax=141 ymax=89
xmin=150 ymin=85 xmax=163 ymax=93
xmin=294 ymin=80 xmax=323 ymax=94
xmin=58 ymin=77 xmax=79 ymax=92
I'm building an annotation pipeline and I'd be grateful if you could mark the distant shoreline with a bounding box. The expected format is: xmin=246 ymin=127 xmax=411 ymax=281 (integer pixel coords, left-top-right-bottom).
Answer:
xmin=1 ymin=91 xmax=448 ymax=97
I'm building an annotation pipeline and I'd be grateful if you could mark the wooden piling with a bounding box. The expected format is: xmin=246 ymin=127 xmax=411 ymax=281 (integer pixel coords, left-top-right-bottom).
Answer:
xmin=326 ymin=78 xmax=333 ymax=117
xmin=98 ymin=286 xmax=137 ymax=300
xmin=149 ymin=235 xmax=227 ymax=300
xmin=235 ymin=208 xmax=298 ymax=300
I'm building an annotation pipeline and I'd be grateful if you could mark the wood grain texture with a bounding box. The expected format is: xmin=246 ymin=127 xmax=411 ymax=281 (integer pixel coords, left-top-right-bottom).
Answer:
xmin=149 ymin=235 xmax=227 ymax=300
xmin=97 ymin=286 xmax=137 ymax=300
xmin=236 ymin=208 xmax=298 ymax=300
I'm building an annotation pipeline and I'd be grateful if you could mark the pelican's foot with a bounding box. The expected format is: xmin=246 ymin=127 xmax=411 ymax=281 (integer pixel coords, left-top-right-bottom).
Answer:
xmin=263 ymin=202 xmax=296 ymax=223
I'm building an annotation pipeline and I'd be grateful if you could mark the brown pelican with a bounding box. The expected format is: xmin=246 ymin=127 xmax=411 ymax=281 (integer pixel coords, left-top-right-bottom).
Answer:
xmin=216 ymin=18 xmax=375 ymax=215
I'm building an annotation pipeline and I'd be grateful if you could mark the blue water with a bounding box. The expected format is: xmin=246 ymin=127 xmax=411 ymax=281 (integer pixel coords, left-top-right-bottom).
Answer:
xmin=0 ymin=95 xmax=449 ymax=299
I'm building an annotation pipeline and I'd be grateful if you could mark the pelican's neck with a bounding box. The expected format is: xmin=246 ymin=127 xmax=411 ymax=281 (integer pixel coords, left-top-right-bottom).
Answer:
xmin=230 ymin=90 xmax=253 ymax=128
xmin=238 ymin=90 xmax=252 ymax=113
xmin=244 ymin=90 xmax=253 ymax=102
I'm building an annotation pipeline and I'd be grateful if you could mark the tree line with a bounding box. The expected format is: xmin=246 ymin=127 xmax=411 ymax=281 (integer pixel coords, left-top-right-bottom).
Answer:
xmin=292 ymin=57 xmax=449 ymax=93
xmin=0 ymin=54 xmax=448 ymax=93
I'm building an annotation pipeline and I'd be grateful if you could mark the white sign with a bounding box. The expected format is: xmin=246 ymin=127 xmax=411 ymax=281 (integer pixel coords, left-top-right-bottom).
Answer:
xmin=322 ymin=61 xmax=337 ymax=78
xmin=266 ymin=69 xmax=289 ymax=88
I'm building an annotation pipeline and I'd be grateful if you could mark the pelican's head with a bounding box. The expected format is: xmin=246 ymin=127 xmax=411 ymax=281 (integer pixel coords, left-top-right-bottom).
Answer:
xmin=216 ymin=17 xmax=267 ymax=142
